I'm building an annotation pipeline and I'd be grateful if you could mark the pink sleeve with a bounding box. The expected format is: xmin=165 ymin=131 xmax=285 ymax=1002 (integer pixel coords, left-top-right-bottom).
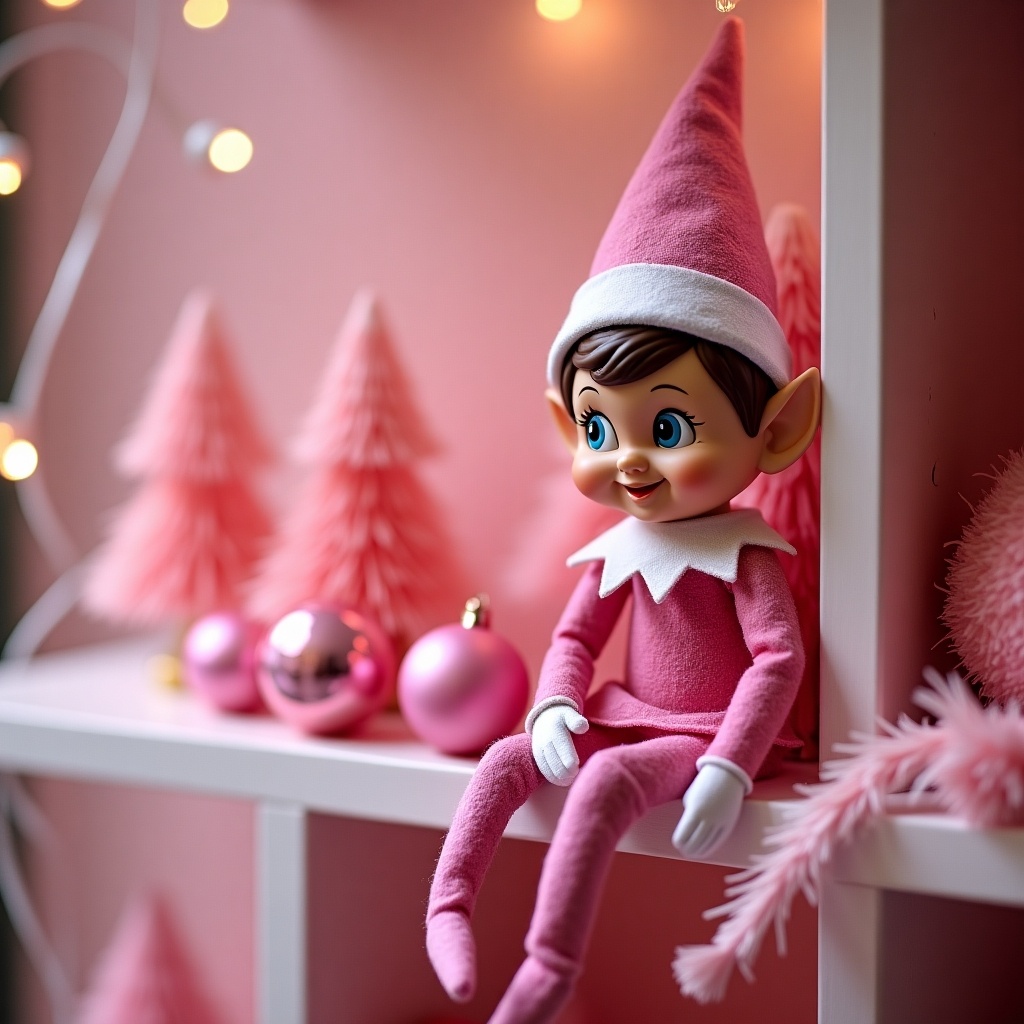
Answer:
xmin=533 ymin=561 xmax=631 ymax=711
xmin=704 ymin=545 xmax=805 ymax=779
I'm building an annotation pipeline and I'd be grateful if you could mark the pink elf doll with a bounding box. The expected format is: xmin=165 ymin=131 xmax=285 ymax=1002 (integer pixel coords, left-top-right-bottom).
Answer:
xmin=426 ymin=18 xmax=821 ymax=1023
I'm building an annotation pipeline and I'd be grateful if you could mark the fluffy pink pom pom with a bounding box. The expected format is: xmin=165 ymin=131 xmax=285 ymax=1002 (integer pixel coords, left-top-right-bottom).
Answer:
xmin=914 ymin=668 xmax=1024 ymax=827
xmin=943 ymin=449 xmax=1024 ymax=705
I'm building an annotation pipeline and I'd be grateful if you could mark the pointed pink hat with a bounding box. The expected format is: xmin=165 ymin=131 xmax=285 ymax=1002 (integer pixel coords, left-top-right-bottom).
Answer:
xmin=547 ymin=18 xmax=791 ymax=390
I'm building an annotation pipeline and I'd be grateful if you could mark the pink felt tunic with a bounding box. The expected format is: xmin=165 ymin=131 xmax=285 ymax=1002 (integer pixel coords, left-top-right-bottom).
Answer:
xmin=535 ymin=543 xmax=804 ymax=781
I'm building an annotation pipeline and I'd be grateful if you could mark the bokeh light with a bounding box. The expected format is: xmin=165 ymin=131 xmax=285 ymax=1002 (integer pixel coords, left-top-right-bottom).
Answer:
xmin=536 ymin=0 xmax=582 ymax=22
xmin=0 ymin=160 xmax=23 ymax=196
xmin=183 ymin=0 xmax=229 ymax=30
xmin=208 ymin=129 xmax=252 ymax=173
xmin=0 ymin=438 xmax=39 ymax=481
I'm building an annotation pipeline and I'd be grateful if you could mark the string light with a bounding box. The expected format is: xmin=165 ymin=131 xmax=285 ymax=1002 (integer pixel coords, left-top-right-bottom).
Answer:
xmin=715 ymin=0 xmax=739 ymax=11
xmin=208 ymin=128 xmax=252 ymax=172
xmin=0 ymin=420 xmax=38 ymax=482
xmin=39 ymin=0 xmax=84 ymax=9
xmin=182 ymin=0 xmax=229 ymax=30
xmin=536 ymin=0 xmax=582 ymax=22
xmin=0 ymin=160 xmax=22 ymax=196
xmin=184 ymin=120 xmax=253 ymax=173
xmin=0 ymin=437 xmax=39 ymax=482
xmin=0 ymin=130 xmax=29 ymax=196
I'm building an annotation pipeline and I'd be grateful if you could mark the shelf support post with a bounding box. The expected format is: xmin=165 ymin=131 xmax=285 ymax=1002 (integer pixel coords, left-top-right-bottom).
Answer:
xmin=256 ymin=800 xmax=308 ymax=1024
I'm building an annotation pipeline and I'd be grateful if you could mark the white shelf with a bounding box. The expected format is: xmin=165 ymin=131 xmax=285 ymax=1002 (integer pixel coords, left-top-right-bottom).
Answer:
xmin=0 ymin=638 xmax=811 ymax=868
xmin=1 ymin=639 xmax=1023 ymax=907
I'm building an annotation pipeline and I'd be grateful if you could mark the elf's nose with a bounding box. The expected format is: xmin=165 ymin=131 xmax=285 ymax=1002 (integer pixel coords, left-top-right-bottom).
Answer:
xmin=616 ymin=448 xmax=649 ymax=474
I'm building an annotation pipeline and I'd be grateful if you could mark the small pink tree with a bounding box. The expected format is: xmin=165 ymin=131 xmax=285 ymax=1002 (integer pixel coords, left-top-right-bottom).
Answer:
xmin=249 ymin=289 xmax=464 ymax=650
xmin=77 ymin=895 xmax=220 ymax=1024
xmin=736 ymin=202 xmax=821 ymax=758
xmin=83 ymin=291 xmax=273 ymax=625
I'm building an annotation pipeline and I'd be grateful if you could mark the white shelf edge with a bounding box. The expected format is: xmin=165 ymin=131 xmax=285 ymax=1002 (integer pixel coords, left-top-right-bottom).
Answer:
xmin=0 ymin=639 xmax=812 ymax=869
xmin=830 ymin=810 xmax=1024 ymax=909
xmin=2 ymin=640 xmax=1023 ymax=903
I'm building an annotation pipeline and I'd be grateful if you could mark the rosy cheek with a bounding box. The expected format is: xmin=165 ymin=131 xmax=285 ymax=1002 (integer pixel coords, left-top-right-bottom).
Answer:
xmin=670 ymin=450 xmax=720 ymax=488
xmin=571 ymin=453 xmax=612 ymax=500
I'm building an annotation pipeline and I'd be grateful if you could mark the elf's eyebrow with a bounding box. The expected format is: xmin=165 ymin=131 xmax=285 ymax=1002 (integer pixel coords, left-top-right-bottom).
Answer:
xmin=651 ymin=384 xmax=688 ymax=395
xmin=577 ymin=385 xmax=599 ymax=397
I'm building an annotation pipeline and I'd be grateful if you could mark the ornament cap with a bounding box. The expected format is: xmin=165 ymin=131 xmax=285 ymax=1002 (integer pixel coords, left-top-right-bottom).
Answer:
xmin=461 ymin=595 xmax=491 ymax=630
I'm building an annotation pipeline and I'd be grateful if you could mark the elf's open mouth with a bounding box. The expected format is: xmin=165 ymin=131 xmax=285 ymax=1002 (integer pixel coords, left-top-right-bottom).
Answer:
xmin=623 ymin=481 xmax=664 ymax=502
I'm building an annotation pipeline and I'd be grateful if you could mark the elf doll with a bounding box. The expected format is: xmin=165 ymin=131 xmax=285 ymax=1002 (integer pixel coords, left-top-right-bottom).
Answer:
xmin=426 ymin=18 xmax=821 ymax=1023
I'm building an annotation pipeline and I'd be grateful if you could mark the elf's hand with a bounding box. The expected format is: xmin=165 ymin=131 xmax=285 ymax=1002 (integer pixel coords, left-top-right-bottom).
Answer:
xmin=531 ymin=705 xmax=589 ymax=786
xmin=672 ymin=762 xmax=747 ymax=858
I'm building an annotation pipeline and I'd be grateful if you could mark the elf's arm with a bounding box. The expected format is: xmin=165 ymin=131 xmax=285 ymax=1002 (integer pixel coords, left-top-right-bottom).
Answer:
xmin=526 ymin=560 xmax=630 ymax=785
xmin=673 ymin=544 xmax=804 ymax=856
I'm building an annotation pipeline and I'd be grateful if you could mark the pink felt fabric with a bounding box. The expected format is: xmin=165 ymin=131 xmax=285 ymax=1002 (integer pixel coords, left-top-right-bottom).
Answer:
xmin=537 ymin=545 xmax=803 ymax=780
xmin=427 ymin=544 xmax=803 ymax=1021
xmin=428 ymin=727 xmax=706 ymax=1021
xmin=590 ymin=19 xmax=776 ymax=315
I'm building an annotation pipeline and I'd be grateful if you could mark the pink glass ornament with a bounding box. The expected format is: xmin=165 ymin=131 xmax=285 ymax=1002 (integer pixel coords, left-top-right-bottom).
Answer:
xmin=182 ymin=611 xmax=262 ymax=712
xmin=256 ymin=604 xmax=395 ymax=735
xmin=398 ymin=597 xmax=529 ymax=755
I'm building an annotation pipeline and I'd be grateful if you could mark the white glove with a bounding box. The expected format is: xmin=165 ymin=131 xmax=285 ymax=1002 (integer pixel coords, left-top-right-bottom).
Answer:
xmin=531 ymin=704 xmax=590 ymax=786
xmin=672 ymin=762 xmax=746 ymax=858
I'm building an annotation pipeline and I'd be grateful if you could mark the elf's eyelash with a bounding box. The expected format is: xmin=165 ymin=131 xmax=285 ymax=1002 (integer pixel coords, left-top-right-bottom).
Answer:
xmin=575 ymin=405 xmax=597 ymax=427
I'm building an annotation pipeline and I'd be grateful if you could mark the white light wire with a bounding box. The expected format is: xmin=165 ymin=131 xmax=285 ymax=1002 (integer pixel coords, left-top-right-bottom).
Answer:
xmin=0 ymin=0 xmax=161 ymax=657
xmin=0 ymin=4 xmax=161 ymax=1020
xmin=0 ymin=776 xmax=76 ymax=1024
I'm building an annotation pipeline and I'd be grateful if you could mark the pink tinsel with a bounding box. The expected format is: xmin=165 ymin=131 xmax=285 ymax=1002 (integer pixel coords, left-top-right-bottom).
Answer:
xmin=249 ymin=291 xmax=465 ymax=645
xmin=83 ymin=293 xmax=273 ymax=625
xmin=77 ymin=894 xmax=220 ymax=1024
xmin=943 ymin=448 xmax=1024 ymax=705
xmin=673 ymin=668 xmax=1024 ymax=1004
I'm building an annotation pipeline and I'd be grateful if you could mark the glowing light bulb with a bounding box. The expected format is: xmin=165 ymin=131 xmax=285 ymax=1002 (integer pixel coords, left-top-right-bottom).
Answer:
xmin=536 ymin=0 xmax=582 ymax=22
xmin=0 ymin=438 xmax=39 ymax=481
xmin=207 ymin=128 xmax=253 ymax=173
xmin=183 ymin=0 xmax=229 ymax=29
xmin=41 ymin=0 xmax=84 ymax=8
xmin=0 ymin=132 xmax=29 ymax=195
xmin=715 ymin=0 xmax=739 ymax=11
xmin=0 ymin=160 xmax=23 ymax=196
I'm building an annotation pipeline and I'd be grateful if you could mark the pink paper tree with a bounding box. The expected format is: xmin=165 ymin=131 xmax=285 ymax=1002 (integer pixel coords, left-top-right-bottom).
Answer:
xmin=735 ymin=202 xmax=822 ymax=758
xmin=83 ymin=291 xmax=273 ymax=625
xmin=77 ymin=894 xmax=220 ymax=1024
xmin=249 ymin=289 xmax=464 ymax=650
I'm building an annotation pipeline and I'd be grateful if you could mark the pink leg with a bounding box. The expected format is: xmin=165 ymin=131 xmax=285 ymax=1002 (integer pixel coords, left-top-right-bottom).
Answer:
xmin=426 ymin=733 xmax=545 ymax=1002
xmin=488 ymin=733 xmax=706 ymax=1024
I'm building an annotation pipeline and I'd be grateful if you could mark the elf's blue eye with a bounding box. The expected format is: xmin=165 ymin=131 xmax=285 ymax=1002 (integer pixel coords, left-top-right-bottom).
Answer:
xmin=584 ymin=413 xmax=618 ymax=452
xmin=653 ymin=410 xmax=697 ymax=449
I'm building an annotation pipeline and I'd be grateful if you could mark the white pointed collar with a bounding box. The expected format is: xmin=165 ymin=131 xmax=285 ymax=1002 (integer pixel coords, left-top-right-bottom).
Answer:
xmin=567 ymin=508 xmax=795 ymax=604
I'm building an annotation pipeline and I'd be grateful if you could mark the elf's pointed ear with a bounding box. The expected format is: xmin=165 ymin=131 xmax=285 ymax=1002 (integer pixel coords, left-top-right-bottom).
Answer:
xmin=546 ymin=388 xmax=578 ymax=454
xmin=757 ymin=367 xmax=821 ymax=475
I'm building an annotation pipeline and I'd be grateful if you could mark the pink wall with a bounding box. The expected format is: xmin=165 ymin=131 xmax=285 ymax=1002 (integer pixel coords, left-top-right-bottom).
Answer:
xmin=8 ymin=0 xmax=821 ymax=1020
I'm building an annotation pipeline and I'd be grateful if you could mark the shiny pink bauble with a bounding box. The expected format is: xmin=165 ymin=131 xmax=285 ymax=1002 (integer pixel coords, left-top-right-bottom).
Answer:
xmin=182 ymin=612 xmax=262 ymax=713
xmin=256 ymin=605 xmax=395 ymax=736
xmin=398 ymin=622 xmax=529 ymax=755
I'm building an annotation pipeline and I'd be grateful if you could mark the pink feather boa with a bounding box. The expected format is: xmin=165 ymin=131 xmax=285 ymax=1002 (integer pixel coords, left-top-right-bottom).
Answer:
xmin=673 ymin=668 xmax=1024 ymax=1004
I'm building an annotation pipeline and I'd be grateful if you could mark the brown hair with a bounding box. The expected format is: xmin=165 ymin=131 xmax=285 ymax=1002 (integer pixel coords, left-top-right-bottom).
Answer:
xmin=560 ymin=325 xmax=776 ymax=438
